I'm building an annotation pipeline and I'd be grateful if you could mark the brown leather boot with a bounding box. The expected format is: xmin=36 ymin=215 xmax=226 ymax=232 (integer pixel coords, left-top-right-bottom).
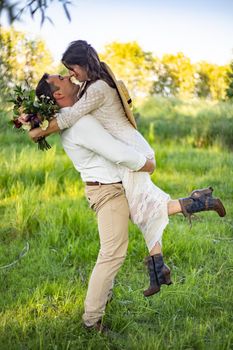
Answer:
xmin=179 ymin=187 xmax=226 ymax=218
xmin=84 ymin=319 xmax=110 ymax=334
xmin=143 ymin=254 xmax=172 ymax=297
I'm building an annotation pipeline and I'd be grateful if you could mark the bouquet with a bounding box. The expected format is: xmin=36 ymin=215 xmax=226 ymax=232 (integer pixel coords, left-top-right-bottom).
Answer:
xmin=10 ymin=85 xmax=60 ymax=151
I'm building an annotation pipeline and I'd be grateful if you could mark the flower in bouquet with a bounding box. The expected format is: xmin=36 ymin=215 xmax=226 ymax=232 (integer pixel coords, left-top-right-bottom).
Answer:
xmin=9 ymin=85 xmax=60 ymax=151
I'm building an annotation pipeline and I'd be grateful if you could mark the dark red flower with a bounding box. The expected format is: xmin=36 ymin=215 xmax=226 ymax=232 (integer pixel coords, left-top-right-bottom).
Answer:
xmin=13 ymin=119 xmax=22 ymax=129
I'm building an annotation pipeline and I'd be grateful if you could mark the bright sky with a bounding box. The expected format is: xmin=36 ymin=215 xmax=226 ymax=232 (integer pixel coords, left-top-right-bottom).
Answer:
xmin=3 ymin=0 xmax=233 ymax=65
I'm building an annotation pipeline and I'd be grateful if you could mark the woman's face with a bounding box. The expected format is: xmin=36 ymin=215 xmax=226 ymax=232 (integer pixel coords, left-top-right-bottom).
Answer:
xmin=66 ymin=64 xmax=89 ymax=82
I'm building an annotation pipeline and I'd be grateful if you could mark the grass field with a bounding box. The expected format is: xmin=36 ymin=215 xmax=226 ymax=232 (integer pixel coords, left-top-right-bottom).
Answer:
xmin=0 ymin=98 xmax=232 ymax=349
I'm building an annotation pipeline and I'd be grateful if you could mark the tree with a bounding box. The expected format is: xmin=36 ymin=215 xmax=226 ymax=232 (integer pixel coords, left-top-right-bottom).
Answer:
xmin=151 ymin=60 xmax=178 ymax=97
xmin=163 ymin=53 xmax=195 ymax=98
xmin=195 ymin=61 xmax=228 ymax=100
xmin=151 ymin=55 xmax=229 ymax=100
xmin=0 ymin=0 xmax=72 ymax=25
xmin=0 ymin=27 xmax=53 ymax=97
xmin=151 ymin=53 xmax=196 ymax=98
xmin=100 ymin=41 xmax=155 ymax=99
xmin=194 ymin=62 xmax=212 ymax=99
xmin=225 ymin=60 xmax=233 ymax=100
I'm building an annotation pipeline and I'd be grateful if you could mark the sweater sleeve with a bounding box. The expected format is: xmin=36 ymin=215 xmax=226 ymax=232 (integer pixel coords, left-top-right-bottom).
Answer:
xmin=56 ymin=83 xmax=105 ymax=130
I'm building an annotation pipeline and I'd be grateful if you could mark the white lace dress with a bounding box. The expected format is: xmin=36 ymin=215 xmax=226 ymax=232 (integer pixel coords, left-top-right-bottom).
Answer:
xmin=56 ymin=80 xmax=170 ymax=251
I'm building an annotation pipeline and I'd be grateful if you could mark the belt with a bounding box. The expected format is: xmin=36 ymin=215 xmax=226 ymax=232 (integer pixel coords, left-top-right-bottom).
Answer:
xmin=85 ymin=181 xmax=122 ymax=186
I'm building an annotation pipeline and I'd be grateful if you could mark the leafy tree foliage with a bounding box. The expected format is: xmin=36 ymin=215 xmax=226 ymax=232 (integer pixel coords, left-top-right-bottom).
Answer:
xmin=0 ymin=30 xmax=229 ymax=103
xmin=0 ymin=0 xmax=72 ymax=25
xmin=100 ymin=41 xmax=155 ymax=99
xmin=0 ymin=27 xmax=53 ymax=98
xmin=225 ymin=60 xmax=233 ymax=100
xmin=161 ymin=53 xmax=195 ymax=98
xmin=194 ymin=65 xmax=211 ymax=99
xmin=101 ymin=41 xmax=229 ymax=101
xmin=151 ymin=60 xmax=177 ymax=97
xmin=195 ymin=62 xmax=228 ymax=100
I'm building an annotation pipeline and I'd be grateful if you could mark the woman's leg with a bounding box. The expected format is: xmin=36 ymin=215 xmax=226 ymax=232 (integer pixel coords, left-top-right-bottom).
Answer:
xmin=167 ymin=199 xmax=182 ymax=215
xmin=149 ymin=200 xmax=182 ymax=255
xmin=150 ymin=188 xmax=226 ymax=254
xmin=144 ymin=200 xmax=173 ymax=296
xmin=149 ymin=199 xmax=181 ymax=255
xmin=145 ymin=188 xmax=226 ymax=297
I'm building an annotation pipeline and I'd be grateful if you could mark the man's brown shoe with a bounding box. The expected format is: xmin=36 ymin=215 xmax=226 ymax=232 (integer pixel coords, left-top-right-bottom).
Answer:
xmin=84 ymin=319 xmax=109 ymax=334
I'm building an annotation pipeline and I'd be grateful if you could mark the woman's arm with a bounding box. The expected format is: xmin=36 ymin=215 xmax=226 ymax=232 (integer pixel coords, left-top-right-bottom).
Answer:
xmin=29 ymin=118 xmax=60 ymax=140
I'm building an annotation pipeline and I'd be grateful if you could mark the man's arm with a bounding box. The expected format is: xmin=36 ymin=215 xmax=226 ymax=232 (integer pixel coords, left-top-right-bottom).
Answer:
xmin=67 ymin=115 xmax=155 ymax=173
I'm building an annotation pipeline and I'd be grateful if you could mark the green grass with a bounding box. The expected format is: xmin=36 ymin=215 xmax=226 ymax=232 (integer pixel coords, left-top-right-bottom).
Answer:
xmin=0 ymin=99 xmax=233 ymax=349
xmin=137 ymin=96 xmax=233 ymax=150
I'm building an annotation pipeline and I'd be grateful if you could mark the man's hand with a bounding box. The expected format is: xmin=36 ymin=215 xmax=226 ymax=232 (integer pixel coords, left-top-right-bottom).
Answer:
xmin=138 ymin=158 xmax=156 ymax=174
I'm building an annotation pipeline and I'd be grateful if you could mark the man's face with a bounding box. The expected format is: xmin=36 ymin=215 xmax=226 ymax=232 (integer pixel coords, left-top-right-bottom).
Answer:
xmin=47 ymin=74 xmax=79 ymax=100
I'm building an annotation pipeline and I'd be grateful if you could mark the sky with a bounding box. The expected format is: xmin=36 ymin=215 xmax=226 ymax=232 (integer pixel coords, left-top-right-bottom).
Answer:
xmin=2 ymin=0 xmax=233 ymax=65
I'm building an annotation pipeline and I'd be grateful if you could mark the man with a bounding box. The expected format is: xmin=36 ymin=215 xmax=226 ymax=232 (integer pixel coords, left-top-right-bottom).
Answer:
xmin=33 ymin=74 xmax=155 ymax=332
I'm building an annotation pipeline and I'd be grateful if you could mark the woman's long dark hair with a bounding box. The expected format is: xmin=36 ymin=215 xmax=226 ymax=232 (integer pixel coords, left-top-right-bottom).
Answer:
xmin=62 ymin=40 xmax=115 ymax=98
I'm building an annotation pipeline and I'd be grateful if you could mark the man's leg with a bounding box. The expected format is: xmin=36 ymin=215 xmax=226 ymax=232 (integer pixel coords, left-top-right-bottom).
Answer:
xmin=83 ymin=184 xmax=129 ymax=327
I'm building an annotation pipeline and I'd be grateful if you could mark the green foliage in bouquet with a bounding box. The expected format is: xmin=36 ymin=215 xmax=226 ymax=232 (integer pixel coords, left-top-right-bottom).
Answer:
xmin=9 ymin=85 xmax=60 ymax=151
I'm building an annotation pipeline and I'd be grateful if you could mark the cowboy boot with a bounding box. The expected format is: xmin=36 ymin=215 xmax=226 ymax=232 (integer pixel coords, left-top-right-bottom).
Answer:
xmin=179 ymin=187 xmax=226 ymax=218
xmin=84 ymin=319 xmax=110 ymax=334
xmin=143 ymin=255 xmax=160 ymax=297
xmin=190 ymin=186 xmax=213 ymax=199
xmin=143 ymin=254 xmax=172 ymax=297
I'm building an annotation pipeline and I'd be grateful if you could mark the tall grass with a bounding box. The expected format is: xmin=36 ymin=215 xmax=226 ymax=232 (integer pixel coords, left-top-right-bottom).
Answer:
xmin=137 ymin=97 xmax=233 ymax=150
xmin=0 ymin=99 xmax=232 ymax=349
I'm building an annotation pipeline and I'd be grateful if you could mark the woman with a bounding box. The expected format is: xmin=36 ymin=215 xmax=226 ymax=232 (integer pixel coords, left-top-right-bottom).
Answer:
xmin=30 ymin=40 xmax=226 ymax=296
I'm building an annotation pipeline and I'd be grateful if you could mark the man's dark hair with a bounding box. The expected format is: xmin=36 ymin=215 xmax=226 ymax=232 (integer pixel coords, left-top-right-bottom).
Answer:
xmin=36 ymin=73 xmax=59 ymax=102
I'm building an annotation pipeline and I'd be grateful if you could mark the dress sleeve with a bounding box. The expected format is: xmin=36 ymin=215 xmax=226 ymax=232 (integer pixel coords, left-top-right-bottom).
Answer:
xmin=56 ymin=83 xmax=105 ymax=130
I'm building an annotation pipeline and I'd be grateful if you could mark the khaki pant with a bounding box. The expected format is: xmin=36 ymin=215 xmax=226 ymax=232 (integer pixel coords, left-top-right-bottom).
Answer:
xmin=82 ymin=183 xmax=129 ymax=326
